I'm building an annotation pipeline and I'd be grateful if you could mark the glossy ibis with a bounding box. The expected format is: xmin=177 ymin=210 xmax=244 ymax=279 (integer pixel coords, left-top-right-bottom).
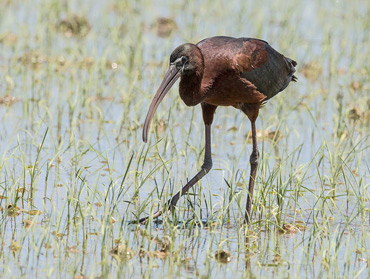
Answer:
xmin=141 ymin=36 xmax=297 ymax=224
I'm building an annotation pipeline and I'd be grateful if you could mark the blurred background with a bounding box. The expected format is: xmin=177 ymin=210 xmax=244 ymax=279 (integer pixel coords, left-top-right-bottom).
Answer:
xmin=0 ymin=0 xmax=369 ymax=278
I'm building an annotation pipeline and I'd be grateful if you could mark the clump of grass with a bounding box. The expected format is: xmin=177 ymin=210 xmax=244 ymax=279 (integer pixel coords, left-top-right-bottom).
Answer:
xmin=57 ymin=15 xmax=91 ymax=38
xmin=0 ymin=0 xmax=369 ymax=278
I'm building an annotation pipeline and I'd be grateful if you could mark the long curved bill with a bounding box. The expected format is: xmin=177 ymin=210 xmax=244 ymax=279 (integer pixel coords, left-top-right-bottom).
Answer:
xmin=143 ymin=65 xmax=181 ymax=142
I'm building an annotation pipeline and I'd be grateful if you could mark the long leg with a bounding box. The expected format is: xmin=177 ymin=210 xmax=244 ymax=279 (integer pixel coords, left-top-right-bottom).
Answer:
xmin=245 ymin=120 xmax=259 ymax=224
xmin=137 ymin=104 xmax=217 ymax=224
xmin=241 ymin=104 xmax=260 ymax=224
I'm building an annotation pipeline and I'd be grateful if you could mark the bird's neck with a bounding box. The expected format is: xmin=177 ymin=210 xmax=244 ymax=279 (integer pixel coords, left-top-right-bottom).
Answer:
xmin=179 ymin=70 xmax=205 ymax=106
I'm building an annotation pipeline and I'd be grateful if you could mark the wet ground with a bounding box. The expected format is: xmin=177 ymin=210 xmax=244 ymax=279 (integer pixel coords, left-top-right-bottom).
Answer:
xmin=0 ymin=0 xmax=369 ymax=278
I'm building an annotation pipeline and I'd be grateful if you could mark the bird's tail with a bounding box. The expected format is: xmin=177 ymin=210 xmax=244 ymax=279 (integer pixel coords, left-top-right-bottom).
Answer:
xmin=285 ymin=57 xmax=298 ymax=82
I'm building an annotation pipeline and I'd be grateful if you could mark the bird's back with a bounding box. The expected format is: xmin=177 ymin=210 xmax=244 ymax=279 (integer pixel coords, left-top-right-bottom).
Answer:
xmin=197 ymin=36 xmax=297 ymax=101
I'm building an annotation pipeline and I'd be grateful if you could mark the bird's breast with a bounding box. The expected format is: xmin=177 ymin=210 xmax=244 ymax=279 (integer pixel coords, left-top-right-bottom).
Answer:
xmin=202 ymin=73 xmax=267 ymax=107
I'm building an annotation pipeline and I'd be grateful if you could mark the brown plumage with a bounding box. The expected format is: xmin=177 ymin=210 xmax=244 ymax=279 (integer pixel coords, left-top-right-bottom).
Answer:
xmin=140 ymin=36 xmax=297 ymax=225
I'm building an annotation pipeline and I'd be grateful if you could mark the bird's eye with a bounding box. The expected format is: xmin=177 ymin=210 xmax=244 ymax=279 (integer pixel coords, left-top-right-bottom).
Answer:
xmin=180 ymin=56 xmax=188 ymax=64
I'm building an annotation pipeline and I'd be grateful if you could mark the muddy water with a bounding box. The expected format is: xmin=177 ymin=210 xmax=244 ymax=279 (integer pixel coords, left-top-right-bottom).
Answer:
xmin=0 ymin=0 xmax=369 ymax=278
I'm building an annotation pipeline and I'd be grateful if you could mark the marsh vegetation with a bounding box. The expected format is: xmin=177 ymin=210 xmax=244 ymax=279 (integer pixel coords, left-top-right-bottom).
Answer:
xmin=0 ymin=0 xmax=369 ymax=278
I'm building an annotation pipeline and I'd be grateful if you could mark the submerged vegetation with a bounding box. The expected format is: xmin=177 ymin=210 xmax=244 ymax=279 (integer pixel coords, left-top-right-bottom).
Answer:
xmin=0 ymin=0 xmax=369 ymax=278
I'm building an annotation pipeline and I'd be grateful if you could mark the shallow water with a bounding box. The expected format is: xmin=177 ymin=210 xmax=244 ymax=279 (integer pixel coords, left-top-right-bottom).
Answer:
xmin=0 ymin=0 xmax=369 ymax=278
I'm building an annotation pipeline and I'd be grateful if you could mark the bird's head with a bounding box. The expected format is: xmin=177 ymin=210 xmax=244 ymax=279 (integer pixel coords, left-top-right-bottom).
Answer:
xmin=143 ymin=43 xmax=203 ymax=142
xmin=169 ymin=43 xmax=201 ymax=74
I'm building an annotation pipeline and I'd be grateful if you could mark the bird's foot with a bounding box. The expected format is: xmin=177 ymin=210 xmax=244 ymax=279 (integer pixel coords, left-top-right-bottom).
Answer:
xmin=129 ymin=199 xmax=177 ymax=225
xmin=128 ymin=209 xmax=164 ymax=225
